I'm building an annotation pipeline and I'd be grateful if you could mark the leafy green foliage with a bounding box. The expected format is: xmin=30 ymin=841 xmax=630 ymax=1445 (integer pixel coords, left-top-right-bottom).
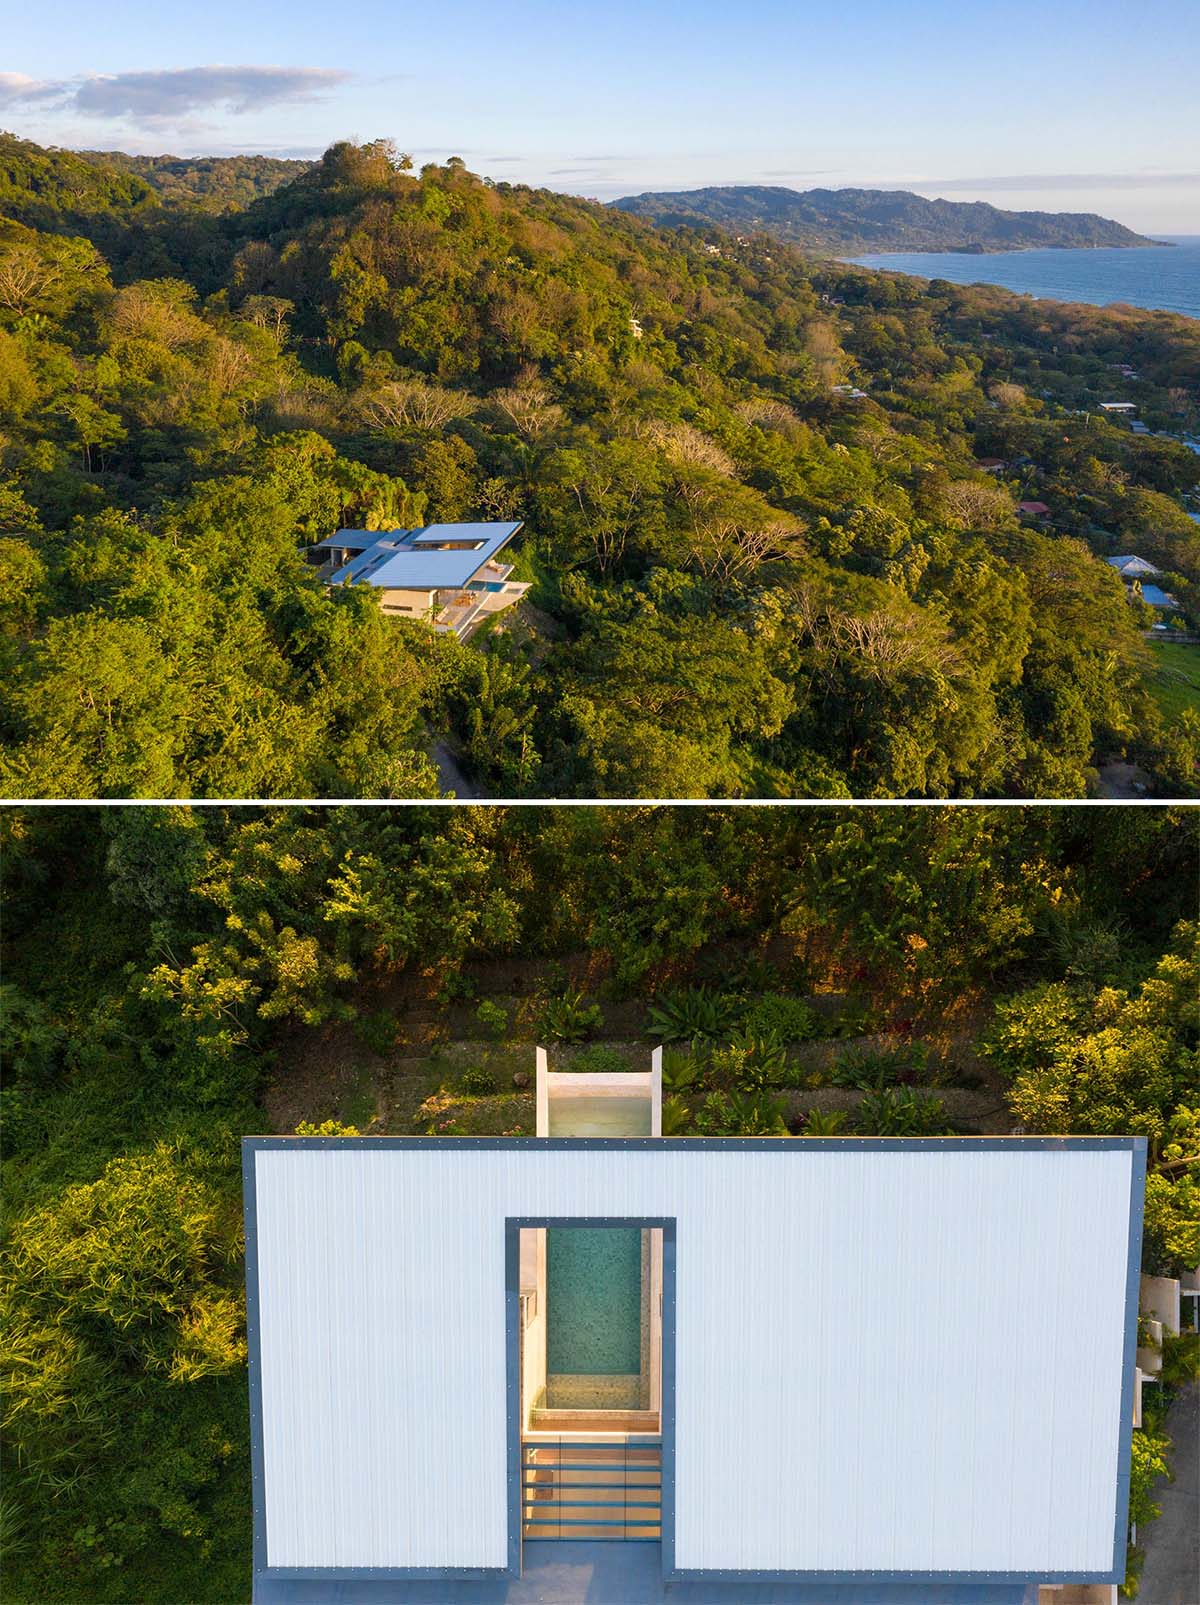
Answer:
xmin=1127 ymin=1426 xmax=1171 ymax=1539
xmin=830 ymin=1040 xmax=931 ymax=1091
xmin=460 ymin=1066 xmax=498 ymax=1096
xmin=646 ymin=986 xmax=742 ymax=1041
xmin=536 ymin=990 xmax=603 ymax=1042
xmin=1 ymin=138 xmax=1197 ymax=797
xmin=2 ymin=805 xmax=1197 ymax=1600
xmin=79 ymin=150 xmax=313 ymax=210
xmin=474 ymin=999 xmax=510 ymax=1040
xmin=3 ymin=1135 xmax=249 ymax=1593
xmin=996 ymin=925 xmax=1197 ymax=1145
xmin=708 ymin=1029 xmax=791 ymax=1092
xmin=799 ymin=1108 xmax=849 ymax=1136
xmin=660 ymin=1094 xmax=693 ymax=1135
xmin=853 ymin=1087 xmax=952 ymax=1136
xmin=693 ymin=1088 xmax=788 ymax=1135
xmin=565 ymin=1044 xmax=629 ymax=1074
xmin=739 ymin=994 xmax=820 ymax=1041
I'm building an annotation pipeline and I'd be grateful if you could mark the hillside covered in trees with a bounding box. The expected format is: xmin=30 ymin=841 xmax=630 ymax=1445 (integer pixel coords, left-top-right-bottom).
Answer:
xmin=3 ymin=805 xmax=1198 ymax=1601
xmin=1 ymin=135 xmax=1198 ymax=799
xmin=611 ymin=184 xmax=1158 ymax=252
xmin=76 ymin=150 xmax=314 ymax=210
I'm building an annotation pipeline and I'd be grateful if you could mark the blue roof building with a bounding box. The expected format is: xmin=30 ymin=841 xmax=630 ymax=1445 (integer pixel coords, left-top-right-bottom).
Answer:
xmin=307 ymin=521 xmax=529 ymax=638
xmin=1105 ymin=556 xmax=1180 ymax=614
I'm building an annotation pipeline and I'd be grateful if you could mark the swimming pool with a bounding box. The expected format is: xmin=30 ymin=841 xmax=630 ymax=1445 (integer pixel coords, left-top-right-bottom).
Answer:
xmin=547 ymin=1094 xmax=652 ymax=1137
xmin=544 ymin=1086 xmax=650 ymax=1407
xmin=546 ymin=1226 xmax=643 ymax=1383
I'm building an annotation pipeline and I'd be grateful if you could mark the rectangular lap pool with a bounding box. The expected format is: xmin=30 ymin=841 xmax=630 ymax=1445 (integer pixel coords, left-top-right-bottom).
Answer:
xmin=544 ymin=1083 xmax=651 ymax=1410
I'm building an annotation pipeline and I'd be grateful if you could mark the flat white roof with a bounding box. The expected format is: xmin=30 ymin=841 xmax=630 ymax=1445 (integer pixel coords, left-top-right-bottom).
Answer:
xmin=245 ymin=1138 xmax=1142 ymax=1588
xmin=312 ymin=522 xmax=523 ymax=591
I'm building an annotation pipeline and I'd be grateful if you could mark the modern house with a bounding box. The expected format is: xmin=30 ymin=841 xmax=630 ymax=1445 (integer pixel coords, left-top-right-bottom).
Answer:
xmin=243 ymin=1087 xmax=1145 ymax=1605
xmin=306 ymin=521 xmax=529 ymax=639
xmin=1099 ymin=402 xmax=1138 ymax=416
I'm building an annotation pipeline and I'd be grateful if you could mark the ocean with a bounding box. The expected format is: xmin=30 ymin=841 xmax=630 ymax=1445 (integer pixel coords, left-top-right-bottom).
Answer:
xmin=846 ymin=236 xmax=1200 ymax=319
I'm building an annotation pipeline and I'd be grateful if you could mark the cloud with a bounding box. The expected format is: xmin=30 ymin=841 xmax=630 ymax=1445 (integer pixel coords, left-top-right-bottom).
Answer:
xmin=912 ymin=171 xmax=1200 ymax=193
xmin=0 ymin=65 xmax=352 ymax=125
xmin=0 ymin=72 xmax=61 ymax=104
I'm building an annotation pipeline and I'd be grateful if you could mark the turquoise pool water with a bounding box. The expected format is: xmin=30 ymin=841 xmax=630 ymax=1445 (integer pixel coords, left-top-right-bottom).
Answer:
xmin=545 ymin=1086 xmax=649 ymax=1399
xmin=546 ymin=1227 xmax=643 ymax=1376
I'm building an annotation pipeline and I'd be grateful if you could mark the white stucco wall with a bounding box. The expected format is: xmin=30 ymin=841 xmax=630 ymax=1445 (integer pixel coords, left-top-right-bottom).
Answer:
xmin=248 ymin=1141 xmax=1137 ymax=1577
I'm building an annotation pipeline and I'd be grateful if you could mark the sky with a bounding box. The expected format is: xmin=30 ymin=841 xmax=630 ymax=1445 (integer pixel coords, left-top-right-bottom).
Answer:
xmin=3 ymin=0 xmax=1199 ymax=233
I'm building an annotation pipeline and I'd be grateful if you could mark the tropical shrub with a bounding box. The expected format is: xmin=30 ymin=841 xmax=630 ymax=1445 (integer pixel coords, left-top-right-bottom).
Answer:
xmin=853 ymin=1086 xmax=951 ymax=1136
xmin=799 ymin=1108 xmax=848 ymax=1136
xmin=294 ymin=1118 xmax=360 ymax=1135
xmin=1006 ymin=955 xmax=1196 ymax=1142
xmin=1142 ymin=1169 xmax=1200 ymax=1276
xmin=980 ymin=982 xmax=1091 ymax=1081
xmin=660 ymin=1044 xmax=705 ymax=1092
xmin=474 ymin=999 xmax=509 ymax=1040
xmin=740 ymin=995 xmax=820 ymax=1041
xmin=354 ymin=1009 xmax=396 ymax=1055
xmin=660 ymin=1094 xmax=693 ymax=1135
xmin=710 ymin=1029 xmax=790 ymax=1092
xmin=537 ymin=990 xmax=603 ymax=1042
xmin=566 ymin=1044 xmax=629 ymax=1074
xmin=830 ymin=1040 xmax=931 ymax=1091
xmin=694 ymin=1089 xmax=787 ymax=1136
xmin=461 ymin=1066 xmax=498 ymax=1096
xmin=646 ymin=987 xmax=742 ymax=1041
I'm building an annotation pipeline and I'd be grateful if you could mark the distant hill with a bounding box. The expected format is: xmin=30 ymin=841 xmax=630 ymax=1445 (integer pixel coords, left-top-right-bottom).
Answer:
xmin=0 ymin=130 xmax=159 ymax=229
xmin=78 ymin=150 xmax=315 ymax=210
xmin=610 ymin=185 xmax=1158 ymax=253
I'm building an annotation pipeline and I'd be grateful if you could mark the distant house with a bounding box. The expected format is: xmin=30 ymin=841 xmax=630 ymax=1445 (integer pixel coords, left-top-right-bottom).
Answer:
xmin=831 ymin=383 xmax=868 ymax=400
xmin=307 ymin=521 xmax=529 ymax=640
xmin=1106 ymin=556 xmax=1179 ymax=614
xmin=1018 ymin=500 xmax=1051 ymax=518
xmin=1099 ymin=401 xmax=1138 ymax=415
xmin=1130 ymin=421 xmax=1150 ymax=435
xmin=1140 ymin=584 xmax=1180 ymax=611
xmin=975 ymin=457 xmax=1007 ymax=474
xmin=1106 ymin=555 xmax=1161 ymax=580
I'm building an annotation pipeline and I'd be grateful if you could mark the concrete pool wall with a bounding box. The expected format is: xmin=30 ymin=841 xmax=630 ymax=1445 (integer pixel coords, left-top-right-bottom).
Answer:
xmin=536 ymin=1048 xmax=662 ymax=1138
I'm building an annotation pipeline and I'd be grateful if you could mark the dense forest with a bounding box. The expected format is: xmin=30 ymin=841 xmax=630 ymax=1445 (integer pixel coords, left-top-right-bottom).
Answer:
xmin=1 ymin=133 xmax=1199 ymax=799
xmin=611 ymin=184 xmax=1157 ymax=252
xmin=75 ymin=152 xmax=312 ymax=211
xmin=2 ymin=804 xmax=1197 ymax=1601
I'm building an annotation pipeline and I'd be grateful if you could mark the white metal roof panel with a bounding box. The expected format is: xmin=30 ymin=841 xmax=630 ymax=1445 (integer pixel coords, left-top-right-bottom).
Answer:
xmin=246 ymin=1140 xmax=1139 ymax=1581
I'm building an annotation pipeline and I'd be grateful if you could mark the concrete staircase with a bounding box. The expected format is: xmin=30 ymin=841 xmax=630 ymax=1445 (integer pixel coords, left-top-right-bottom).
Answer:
xmin=522 ymin=1437 xmax=662 ymax=1541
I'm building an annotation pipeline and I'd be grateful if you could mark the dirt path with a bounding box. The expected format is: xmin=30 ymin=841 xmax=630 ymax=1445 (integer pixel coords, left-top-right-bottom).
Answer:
xmin=1094 ymin=759 xmax=1153 ymax=799
xmin=431 ymin=739 xmax=484 ymax=799
xmin=1138 ymin=1381 xmax=1200 ymax=1605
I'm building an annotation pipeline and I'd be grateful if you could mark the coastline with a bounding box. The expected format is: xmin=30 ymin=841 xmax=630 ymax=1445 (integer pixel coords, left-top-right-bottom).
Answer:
xmin=838 ymin=236 xmax=1200 ymax=318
